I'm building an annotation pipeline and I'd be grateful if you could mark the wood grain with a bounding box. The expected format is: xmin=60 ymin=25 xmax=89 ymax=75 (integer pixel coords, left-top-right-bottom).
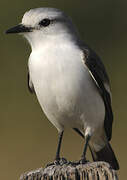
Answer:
xmin=20 ymin=161 xmax=118 ymax=180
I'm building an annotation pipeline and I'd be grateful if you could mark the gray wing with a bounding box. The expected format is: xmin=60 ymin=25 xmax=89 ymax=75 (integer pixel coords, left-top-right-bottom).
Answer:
xmin=27 ymin=72 xmax=35 ymax=94
xmin=82 ymin=47 xmax=113 ymax=141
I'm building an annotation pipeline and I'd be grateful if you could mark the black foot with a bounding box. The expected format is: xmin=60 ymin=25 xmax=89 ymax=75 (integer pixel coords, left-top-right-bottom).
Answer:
xmin=70 ymin=158 xmax=88 ymax=166
xmin=46 ymin=158 xmax=68 ymax=167
xmin=56 ymin=157 xmax=68 ymax=165
xmin=79 ymin=157 xmax=88 ymax=164
xmin=62 ymin=158 xmax=87 ymax=167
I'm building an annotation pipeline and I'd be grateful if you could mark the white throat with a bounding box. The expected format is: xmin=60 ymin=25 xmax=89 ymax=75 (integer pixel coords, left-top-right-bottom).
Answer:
xmin=24 ymin=28 xmax=80 ymax=52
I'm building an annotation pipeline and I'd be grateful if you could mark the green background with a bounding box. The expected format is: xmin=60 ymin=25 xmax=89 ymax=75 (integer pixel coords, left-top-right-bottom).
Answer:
xmin=1 ymin=0 xmax=126 ymax=179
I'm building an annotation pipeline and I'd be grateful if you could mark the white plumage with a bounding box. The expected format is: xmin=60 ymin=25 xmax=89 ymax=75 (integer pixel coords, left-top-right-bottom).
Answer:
xmin=28 ymin=35 xmax=105 ymax=139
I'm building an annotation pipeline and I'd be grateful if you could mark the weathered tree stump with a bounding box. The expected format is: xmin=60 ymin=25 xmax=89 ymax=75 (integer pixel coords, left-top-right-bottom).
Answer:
xmin=20 ymin=161 xmax=118 ymax=180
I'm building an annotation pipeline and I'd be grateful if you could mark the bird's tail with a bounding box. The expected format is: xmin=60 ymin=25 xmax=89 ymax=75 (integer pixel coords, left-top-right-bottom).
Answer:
xmin=89 ymin=142 xmax=119 ymax=170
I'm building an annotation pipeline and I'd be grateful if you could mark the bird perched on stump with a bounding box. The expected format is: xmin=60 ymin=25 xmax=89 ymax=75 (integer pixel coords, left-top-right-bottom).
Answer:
xmin=6 ymin=7 xmax=119 ymax=170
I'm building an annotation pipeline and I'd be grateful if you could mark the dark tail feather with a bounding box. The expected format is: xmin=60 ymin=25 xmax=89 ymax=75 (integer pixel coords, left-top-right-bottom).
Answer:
xmin=90 ymin=143 xmax=119 ymax=170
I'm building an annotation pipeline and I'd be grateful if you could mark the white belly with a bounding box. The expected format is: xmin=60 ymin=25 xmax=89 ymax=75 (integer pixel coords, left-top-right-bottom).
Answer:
xmin=28 ymin=45 xmax=105 ymax=132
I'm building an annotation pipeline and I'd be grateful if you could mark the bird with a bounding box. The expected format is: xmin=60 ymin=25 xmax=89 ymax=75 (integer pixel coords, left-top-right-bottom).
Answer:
xmin=6 ymin=7 xmax=119 ymax=170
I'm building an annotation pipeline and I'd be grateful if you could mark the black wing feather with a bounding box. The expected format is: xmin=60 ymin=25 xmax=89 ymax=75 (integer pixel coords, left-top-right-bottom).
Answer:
xmin=27 ymin=72 xmax=35 ymax=94
xmin=83 ymin=48 xmax=113 ymax=141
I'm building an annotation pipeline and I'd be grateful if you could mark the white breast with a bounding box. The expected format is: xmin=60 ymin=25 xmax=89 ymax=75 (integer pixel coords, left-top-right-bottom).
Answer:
xmin=28 ymin=40 xmax=105 ymax=132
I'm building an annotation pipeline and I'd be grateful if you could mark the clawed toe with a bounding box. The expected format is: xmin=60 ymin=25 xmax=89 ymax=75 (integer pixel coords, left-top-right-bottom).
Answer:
xmin=46 ymin=157 xmax=68 ymax=167
xmin=57 ymin=157 xmax=68 ymax=165
xmin=70 ymin=158 xmax=88 ymax=166
xmin=46 ymin=162 xmax=55 ymax=167
xmin=79 ymin=157 xmax=88 ymax=164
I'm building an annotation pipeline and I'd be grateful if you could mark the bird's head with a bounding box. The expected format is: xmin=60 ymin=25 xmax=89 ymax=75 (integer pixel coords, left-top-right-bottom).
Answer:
xmin=6 ymin=8 xmax=78 ymax=49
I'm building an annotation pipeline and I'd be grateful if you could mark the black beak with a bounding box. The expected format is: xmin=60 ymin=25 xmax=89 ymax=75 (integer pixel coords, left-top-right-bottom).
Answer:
xmin=6 ymin=24 xmax=32 ymax=34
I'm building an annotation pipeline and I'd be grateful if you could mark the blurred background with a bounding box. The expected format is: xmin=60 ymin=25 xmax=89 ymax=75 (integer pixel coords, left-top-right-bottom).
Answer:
xmin=1 ymin=0 xmax=127 ymax=179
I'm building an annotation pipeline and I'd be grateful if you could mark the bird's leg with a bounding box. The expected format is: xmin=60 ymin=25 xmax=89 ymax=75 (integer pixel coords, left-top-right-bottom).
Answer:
xmin=80 ymin=134 xmax=91 ymax=163
xmin=46 ymin=131 xmax=67 ymax=167
xmin=55 ymin=131 xmax=64 ymax=163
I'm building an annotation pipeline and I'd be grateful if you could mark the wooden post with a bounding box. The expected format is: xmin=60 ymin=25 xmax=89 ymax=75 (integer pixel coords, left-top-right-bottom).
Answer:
xmin=20 ymin=161 xmax=118 ymax=180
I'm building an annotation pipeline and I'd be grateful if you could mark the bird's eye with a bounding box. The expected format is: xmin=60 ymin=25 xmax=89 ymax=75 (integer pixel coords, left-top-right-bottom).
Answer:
xmin=39 ymin=19 xmax=51 ymax=27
